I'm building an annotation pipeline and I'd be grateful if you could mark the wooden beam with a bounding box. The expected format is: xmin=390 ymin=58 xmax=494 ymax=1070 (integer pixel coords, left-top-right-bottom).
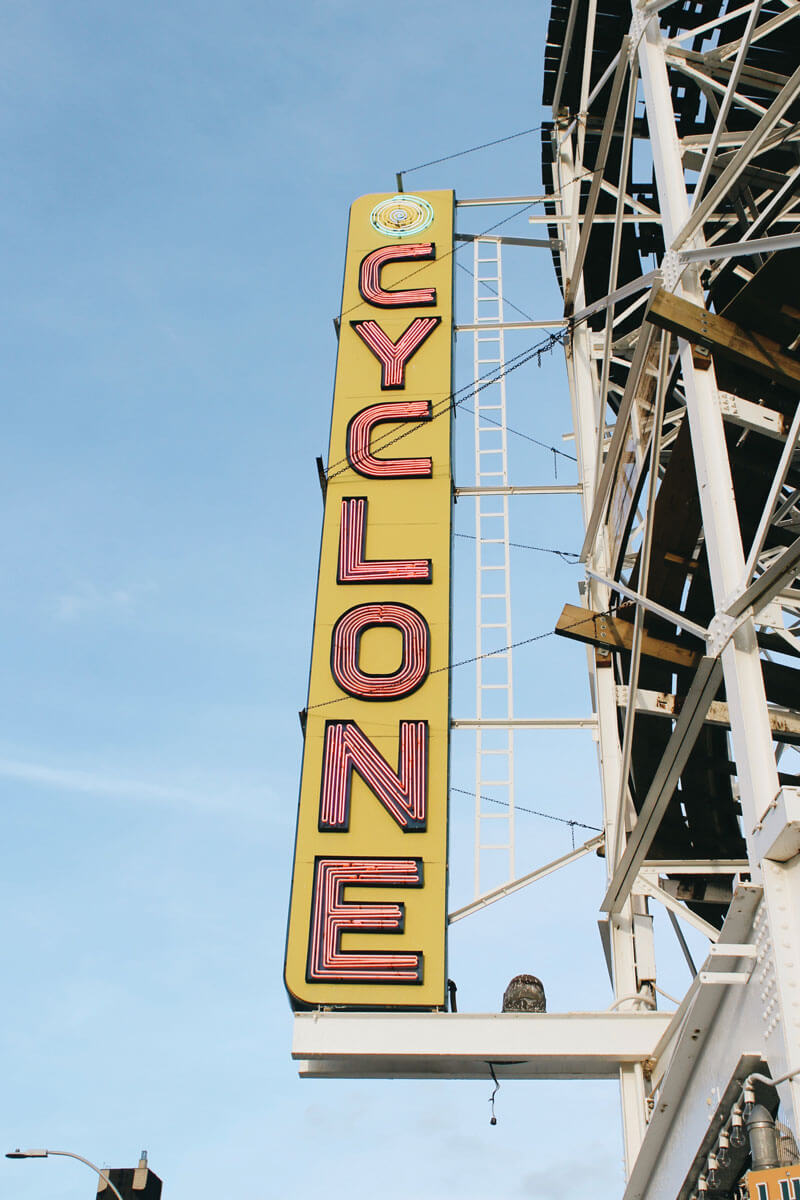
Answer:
xmin=557 ymin=605 xmax=799 ymax=706
xmin=615 ymin=684 xmax=800 ymax=743
xmin=646 ymin=288 xmax=800 ymax=392
xmin=555 ymin=603 xmax=701 ymax=669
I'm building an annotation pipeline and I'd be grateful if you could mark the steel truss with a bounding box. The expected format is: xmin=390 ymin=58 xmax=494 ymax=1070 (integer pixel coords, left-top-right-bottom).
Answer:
xmin=292 ymin=9 xmax=800 ymax=1197
xmin=542 ymin=0 xmax=800 ymax=1194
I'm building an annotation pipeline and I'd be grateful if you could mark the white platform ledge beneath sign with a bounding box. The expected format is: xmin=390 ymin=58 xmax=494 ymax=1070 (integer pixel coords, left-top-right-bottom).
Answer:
xmin=293 ymin=1011 xmax=673 ymax=1080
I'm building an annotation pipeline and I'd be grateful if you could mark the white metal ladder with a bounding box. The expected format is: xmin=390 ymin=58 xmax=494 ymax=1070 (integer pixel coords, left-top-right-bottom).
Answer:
xmin=473 ymin=238 xmax=515 ymax=896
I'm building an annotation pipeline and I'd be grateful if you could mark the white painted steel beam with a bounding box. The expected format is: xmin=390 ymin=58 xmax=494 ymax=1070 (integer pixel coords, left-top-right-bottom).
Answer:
xmin=671 ymin=61 xmax=800 ymax=249
xmin=711 ymin=164 xmax=800 ymax=264
xmin=637 ymin=7 xmax=800 ymax=1140
xmin=570 ymin=270 xmax=661 ymax=326
xmin=636 ymin=877 xmax=721 ymax=942
xmin=743 ymin=397 xmax=800 ymax=580
xmin=451 ymin=717 xmax=597 ymax=730
xmin=551 ymin=0 xmax=581 ymax=115
xmin=579 ymin=318 xmax=659 ymax=560
xmin=640 ymin=860 xmax=749 ymax=873
xmin=455 ymin=320 xmax=568 ymax=331
xmin=690 ymin=0 xmax=764 ymax=206
xmin=595 ymin=70 xmax=641 ymax=485
xmin=454 ymin=484 xmax=582 ymax=496
xmin=639 ymin=11 xmax=783 ymax=833
xmin=552 ymin=88 xmax=655 ymax=1173
xmin=564 ymin=41 xmax=632 ymax=311
xmin=666 ymin=57 xmax=778 ymax=123
xmin=728 ymin=534 xmax=800 ymax=619
xmin=585 ymin=566 xmax=709 ymax=641
xmin=530 ymin=214 xmax=669 ymax=225
xmin=448 ymin=835 xmax=604 ymax=923
xmin=557 ymin=50 xmax=625 ymax=148
xmin=611 ymin=331 xmax=671 ymax=868
xmin=293 ymin=1011 xmax=673 ymax=1080
xmin=621 ymin=887 xmax=762 ymax=1200
xmin=667 ymin=2 xmax=769 ymax=49
xmin=602 ymin=658 xmax=724 ymax=915
xmin=712 ymin=3 xmax=800 ymax=62
xmin=456 ymin=196 xmax=551 ymax=206
xmin=717 ymin=391 xmax=785 ymax=440
xmin=679 ymin=231 xmax=800 ymax=262
xmin=454 ymin=234 xmax=563 ymax=250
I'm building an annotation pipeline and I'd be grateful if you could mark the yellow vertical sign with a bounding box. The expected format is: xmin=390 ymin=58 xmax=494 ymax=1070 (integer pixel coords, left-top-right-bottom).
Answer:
xmin=285 ymin=191 xmax=454 ymax=1009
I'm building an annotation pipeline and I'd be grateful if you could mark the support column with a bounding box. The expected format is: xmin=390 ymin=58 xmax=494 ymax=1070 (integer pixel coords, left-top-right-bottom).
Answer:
xmin=554 ymin=117 xmax=652 ymax=1175
xmin=636 ymin=11 xmax=800 ymax=1122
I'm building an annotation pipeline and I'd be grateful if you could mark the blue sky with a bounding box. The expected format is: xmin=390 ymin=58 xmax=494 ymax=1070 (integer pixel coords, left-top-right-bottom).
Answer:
xmin=0 ymin=4 xmax=705 ymax=1198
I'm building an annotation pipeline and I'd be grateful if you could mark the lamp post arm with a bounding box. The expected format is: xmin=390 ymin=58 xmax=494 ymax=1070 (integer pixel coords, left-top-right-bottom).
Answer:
xmin=46 ymin=1151 xmax=126 ymax=1200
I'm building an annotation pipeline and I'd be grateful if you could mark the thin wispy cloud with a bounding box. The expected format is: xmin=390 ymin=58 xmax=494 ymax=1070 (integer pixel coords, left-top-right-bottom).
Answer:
xmin=51 ymin=580 xmax=156 ymax=623
xmin=0 ymin=755 xmax=277 ymax=820
xmin=0 ymin=755 xmax=198 ymax=803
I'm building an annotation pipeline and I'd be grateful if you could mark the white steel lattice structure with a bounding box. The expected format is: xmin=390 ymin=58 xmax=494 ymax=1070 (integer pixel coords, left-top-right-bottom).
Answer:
xmin=295 ymin=5 xmax=800 ymax=1198
xmin=472 ymin=237 xmax=515 ymax=896
xmin=540 ymin=0 xmax=800 ymax=1194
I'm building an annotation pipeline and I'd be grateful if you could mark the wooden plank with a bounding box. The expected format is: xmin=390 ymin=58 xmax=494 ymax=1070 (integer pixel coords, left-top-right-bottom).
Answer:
xmin=558 ymin=604 xmax=799 ymax=706
xmin=615 ymin=684 xmax=800 ymax=743
xmin=555 ymin=603 xmax=701 ymax=668
xmin=646 ymin=289 xmax=800 ymax=392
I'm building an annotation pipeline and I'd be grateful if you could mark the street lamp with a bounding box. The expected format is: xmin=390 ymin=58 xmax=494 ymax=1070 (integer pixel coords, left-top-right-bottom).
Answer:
xmin=6 ymin=1148 xmax=126 ymax=1200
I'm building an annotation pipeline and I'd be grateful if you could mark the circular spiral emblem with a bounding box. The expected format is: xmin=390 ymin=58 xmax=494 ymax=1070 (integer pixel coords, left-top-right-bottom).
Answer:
xmin=369 ymin=194 xmax=434 ymax=238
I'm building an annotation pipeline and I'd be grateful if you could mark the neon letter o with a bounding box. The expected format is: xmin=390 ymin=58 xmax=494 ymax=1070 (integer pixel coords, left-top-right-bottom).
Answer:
xmin=330 ymin=603 xmax=430 ymax=700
